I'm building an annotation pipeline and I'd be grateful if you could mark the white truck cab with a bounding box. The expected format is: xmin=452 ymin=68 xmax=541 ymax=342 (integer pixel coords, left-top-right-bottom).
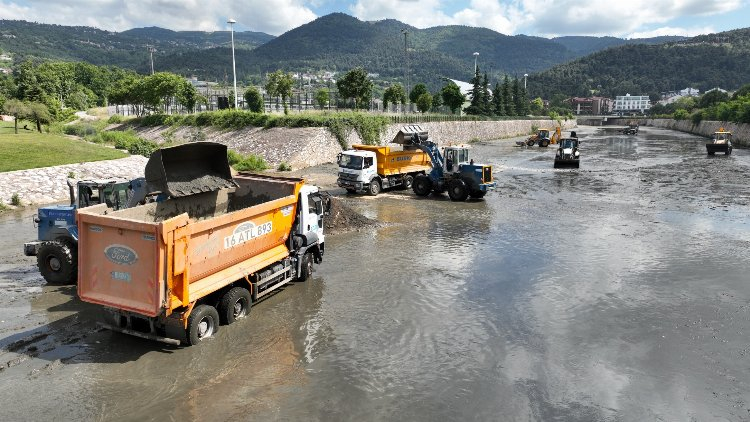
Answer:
xmin=337 ymin=150 xmax=378 ymax=194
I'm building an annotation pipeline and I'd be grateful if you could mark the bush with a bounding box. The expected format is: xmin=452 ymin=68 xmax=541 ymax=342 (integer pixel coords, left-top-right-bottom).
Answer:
xmin=673 ymin=109 xmax=689 ymax=120
xmin=63 ymin=122 xmax=99 ymax=137
xmin=127 ymin=139 xmax=159 ymax=157
xmin=11 ymin=193 xmax=21 ymax=206
xmin=107 ymin=114 xmax=124 ymax=124
xmin=233 ymin=154 xmax=268 ymax=172
xmin=277 ymin=162 xmax=292 ymax=171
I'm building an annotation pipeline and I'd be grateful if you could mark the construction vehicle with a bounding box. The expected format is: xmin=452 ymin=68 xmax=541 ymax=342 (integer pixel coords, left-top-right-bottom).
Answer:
xmin=622 ymin=123 xmax=639 ymax=135
xmin=706 ymin=128 xmax=732 ymax=155
xmin=553 ymin=137 xmax=581 ymax=168
xmin=392 ymin=126 xmax=495 ymax=201
xmin=77 ymin=142 xmax=330 ymax=345
xmin=23 ymin=177 xmax=151 ymax=284
xmin=520 ymin=127 xmax=561 ymax=147
xmin=337 ymin=143 xmax=432 ymax=195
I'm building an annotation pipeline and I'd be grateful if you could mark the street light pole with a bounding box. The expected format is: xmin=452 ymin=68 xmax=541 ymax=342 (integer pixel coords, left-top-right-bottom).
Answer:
xmin=228 ymin=18 xmax=238 ymax=109
xmin=473 ymin=52 xmax=479 ymax=75
xmin=148 ymin=46 xmax=155 ymax=75
xmin=524 ymin=73 xmax=528 ymax=89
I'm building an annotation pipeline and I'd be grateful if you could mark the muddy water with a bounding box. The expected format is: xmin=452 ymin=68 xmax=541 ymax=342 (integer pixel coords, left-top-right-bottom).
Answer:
xmin=1 ymin=126 xmax=749 ymax=421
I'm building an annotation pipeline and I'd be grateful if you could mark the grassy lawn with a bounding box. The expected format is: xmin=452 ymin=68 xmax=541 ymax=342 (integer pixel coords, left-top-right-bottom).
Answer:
xmin=0 ymin=121 xmax=128 ymax=172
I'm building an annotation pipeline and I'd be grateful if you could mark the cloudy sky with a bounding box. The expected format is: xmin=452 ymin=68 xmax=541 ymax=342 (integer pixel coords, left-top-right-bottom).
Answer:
xmin=0 ymin=0 xmax=747 ymax=38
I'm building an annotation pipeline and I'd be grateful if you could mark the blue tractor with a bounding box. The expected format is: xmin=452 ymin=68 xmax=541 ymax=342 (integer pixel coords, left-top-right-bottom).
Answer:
xmin=24 ymin=178 xmax=150 ymax=284
xmin=395 ymin=126 xmax=495 ymax=201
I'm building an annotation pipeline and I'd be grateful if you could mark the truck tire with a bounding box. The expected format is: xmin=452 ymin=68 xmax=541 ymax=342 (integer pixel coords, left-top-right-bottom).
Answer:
xmin=37 ymin=241 xmax=76 ymax=284
xmin=402 ymin=174 xmax=414 ymax=190
xmin=218 ymin=287 xmax=251 ymax=325
xmin=412 ymin=175 xmax=432 ymax=196
xmin=186 ymin=304 xmax=220 ymax=345
xmin=298 ymin=253 xmax=313 ymax=282
xmin=447 ymin=179 xmax=469 ymax=201
xmin=368 ymin=179 xmax=381 ymax=196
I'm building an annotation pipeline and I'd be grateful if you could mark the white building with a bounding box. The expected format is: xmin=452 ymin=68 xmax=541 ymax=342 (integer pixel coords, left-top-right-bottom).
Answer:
xmin=613 ymin=93 xmax=650 ymax=114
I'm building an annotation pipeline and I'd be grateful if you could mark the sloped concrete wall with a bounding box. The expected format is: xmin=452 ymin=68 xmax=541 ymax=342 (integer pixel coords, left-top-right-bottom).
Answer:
xmin=646 ymin=119 xmax=748 ymax=146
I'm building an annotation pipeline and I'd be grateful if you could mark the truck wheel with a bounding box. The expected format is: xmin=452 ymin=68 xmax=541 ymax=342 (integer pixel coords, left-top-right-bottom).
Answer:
xmin=402 ymin=175 xmax=414 ymax=190
xmin=218 ymin=287 xmax=252 ymax=325
xmin=412 ymin=175 xmax=432 ymax=196
xmin=469 ymin=190 xmax=486 ymax=199
xmin=447 ymin=179 xmax=469 ymax=201
xmin=37 ymin=241 xmax=76 ymax=284
xmin=186 ymin=304 xmax=220 ymax=345
xmin=298 ymin=253 xmax=313 ymax=282
xmin=368 ymin=179 xmax=381 ymax=196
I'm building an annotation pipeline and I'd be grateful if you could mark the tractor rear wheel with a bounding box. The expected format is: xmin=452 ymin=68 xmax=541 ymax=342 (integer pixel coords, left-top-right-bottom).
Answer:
xmin=447 ymin=179 xmax=469 ymax=201
xmin=37 ymin=241 xmax=76 ymax=284
xmin=412 ymin=175 xmax=432 ymax=196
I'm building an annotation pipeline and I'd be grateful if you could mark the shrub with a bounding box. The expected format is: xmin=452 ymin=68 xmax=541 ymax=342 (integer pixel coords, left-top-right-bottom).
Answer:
xmin=107 ymin=114 xmax=124 ymax=124
xmin=227 ymin=150 xmax=244 ymax=166
xmin=63 ymin=122 xmax=99 ymax=137
xmin=233 ymin=154 xmax=268 ymax=172
xmin=67 ymin=171 xmax=76 ymax=179
xmin=673 ymin=109 xmax=689 ymax=120
xmin=277 ymin=162 xmax=292 ymax=171
xmin=127 ymin=139 xmax=159 ymax=157
xmin=11 ymin=193 xmax=21 ymax=206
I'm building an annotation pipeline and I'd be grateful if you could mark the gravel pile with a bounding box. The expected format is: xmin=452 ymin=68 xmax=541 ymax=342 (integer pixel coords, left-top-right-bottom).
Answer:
xmin=325 ymin=197 xmax=379 ymax=235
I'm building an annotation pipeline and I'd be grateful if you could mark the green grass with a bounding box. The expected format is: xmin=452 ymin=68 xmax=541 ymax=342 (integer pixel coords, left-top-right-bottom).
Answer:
xmin=0 ymin=121 xmax=128 ymax=172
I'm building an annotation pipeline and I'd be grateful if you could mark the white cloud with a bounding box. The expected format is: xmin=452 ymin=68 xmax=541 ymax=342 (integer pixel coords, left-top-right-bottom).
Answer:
xmin=0 ymin=0 xmax=318 ymax=35
xmin=627 ymin=26 xmax=715 ymax=39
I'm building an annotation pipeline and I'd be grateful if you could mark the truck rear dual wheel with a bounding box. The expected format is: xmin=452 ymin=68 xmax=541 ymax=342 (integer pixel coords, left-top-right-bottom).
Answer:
xmin=402 ymin=175 xmax=414 ymax=189
xmin=37 ymin=240 xmax=76 ymax=284
xmin=218 ymin=287 xmax=252 ymax=325
xmin=412 ymin=175 xmax=432 ymax=196
xmin=187 ymin=304 xmax=220 ymax=345
xmin=447 ymin=179 xmax=469 ymax=201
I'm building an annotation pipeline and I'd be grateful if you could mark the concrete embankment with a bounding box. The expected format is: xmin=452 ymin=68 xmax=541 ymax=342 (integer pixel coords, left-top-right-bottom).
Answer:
xmin=2 ymin=119 xmax=575 ymax=206
xmin=646 ymin=119 xmax=749 ymax=146
xmin=132 ymin=118 xmax=577 ymax=170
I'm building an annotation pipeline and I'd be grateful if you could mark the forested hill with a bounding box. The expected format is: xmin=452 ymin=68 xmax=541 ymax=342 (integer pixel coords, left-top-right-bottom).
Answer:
xmin=527 ymin=28 xmax=750 ymax=99
xmin=0 ymin=20 xmax=273 ymax=73
xmin=552 ymin=35 xmax=686 ymax=56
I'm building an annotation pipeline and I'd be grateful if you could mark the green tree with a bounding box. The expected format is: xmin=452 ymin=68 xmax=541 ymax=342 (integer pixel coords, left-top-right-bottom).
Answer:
xmin=3 ymin=98 xmax=29 ymax=134
xmin=140 ymin=72 xmax=185 ymax=113
xmin=502 ymin=75 xmax=515 ymax=116
xmin=731 ymin=84 xmax=750 ymax=100
xmin=441 ymin=81 xmax=465 ymax=114
xmin=409 ymin=83 xmax=429 ymax=104
xmin=530 ymin=97 xmax=544 ymax=115
xmin=383 ymin=84 xmax=406 ymax=110
xmin=26 ymin=102 xmax=52 ymax=132
xmin=177 ymin=80 xmax=201 ymax=113
xmin=673 ymin=109 xmax=689 ymax=120
xmin=13 ymin=60 xmax=43 ymax=102
xmin=492 ymin=82 xmax=505 ymax=116
xmin=265 ymin=70 xmax=295 ymax=114
xmin=314 ymin=88 xmax=329 ymax=109
xmin=481 ymin=73 xmax=492 ymax=116
xmin=431 ymin=91 xmax=442 ymax=111
xmin=512 ymin=78 xmax=528 ymax=116
xmin=244 ymin=86 xmax=264 ymax=112
xmin=698 ymin=90 xmax=729 ymax=108
xmin=336 ymin=67 xmax=373 ymax=110
xmin=464 ymin=67 xmax=483 ymax=115
xmin=416 ymin=92 xmax=432 ymax=113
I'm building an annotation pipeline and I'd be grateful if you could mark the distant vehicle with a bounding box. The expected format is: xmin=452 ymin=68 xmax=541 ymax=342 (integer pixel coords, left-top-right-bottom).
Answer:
xmin=706 ymin=128 xmax=733 ymax=155
xmin=518 ymin=127 xmax=561 ymax=147
xmin=622 ymin=123 xmax=639 ymax=135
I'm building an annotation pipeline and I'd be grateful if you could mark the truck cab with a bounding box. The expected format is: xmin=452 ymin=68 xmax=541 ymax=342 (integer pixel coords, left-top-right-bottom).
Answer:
xmin=337 ymin=150 xmax=377 ymax=194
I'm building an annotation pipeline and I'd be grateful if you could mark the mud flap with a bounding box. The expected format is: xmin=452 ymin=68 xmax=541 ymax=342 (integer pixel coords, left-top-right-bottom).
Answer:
xmin=145 ymin=142 xmax=237 ymax=197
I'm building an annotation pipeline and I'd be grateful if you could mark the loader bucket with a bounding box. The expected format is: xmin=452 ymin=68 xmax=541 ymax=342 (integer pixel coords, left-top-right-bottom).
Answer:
xmin=554 ymin=159 xmax=579 ymax=169
xmin=145 ymin=142 xmax=237 ymax=197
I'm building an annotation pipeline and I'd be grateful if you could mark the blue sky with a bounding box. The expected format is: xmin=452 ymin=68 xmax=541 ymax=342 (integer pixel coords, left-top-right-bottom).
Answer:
xmin=0 ymin=0 xmax=747 ymax=38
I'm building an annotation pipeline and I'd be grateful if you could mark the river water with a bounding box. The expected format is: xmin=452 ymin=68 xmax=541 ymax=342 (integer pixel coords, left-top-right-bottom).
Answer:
xmin=0 ymin=125 xmax=748 ymax=421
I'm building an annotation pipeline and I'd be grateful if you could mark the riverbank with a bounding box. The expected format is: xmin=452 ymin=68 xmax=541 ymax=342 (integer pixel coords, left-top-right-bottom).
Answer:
xmin=645 ymin=118 xmax=748 ymax=146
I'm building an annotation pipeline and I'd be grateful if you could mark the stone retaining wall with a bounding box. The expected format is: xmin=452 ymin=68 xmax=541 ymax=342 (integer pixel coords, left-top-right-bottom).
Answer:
xmin=645 ymin=119 xmax=749 ymax=147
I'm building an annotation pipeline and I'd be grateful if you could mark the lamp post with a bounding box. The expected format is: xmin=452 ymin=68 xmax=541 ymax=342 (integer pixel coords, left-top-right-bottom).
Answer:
xmin=227 ymin=18 xmax=238 ymax=109
xmin=473 ymin=52 xmax=479 ymax=75
xmin=148 ymin=46 xmax=155 ymax=75
xmin=524 ymin=73 xmax=528 ymax=89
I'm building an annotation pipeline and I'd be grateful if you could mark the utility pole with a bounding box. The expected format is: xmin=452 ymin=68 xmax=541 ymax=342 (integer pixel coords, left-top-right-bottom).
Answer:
xmin=401 ymin=29 xmax=409 ymax=112
xmin=148 ymin=46 xmax=155 ymax=75
xmin=228 ymin=18 xmax=238 ymax=109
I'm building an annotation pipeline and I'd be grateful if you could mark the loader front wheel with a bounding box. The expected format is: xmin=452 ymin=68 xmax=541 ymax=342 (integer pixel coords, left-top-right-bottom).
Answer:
xmin=37 ymin=241 xmax=76 ymax=285
xmin=447 ymin=179 xmax=469 ymax=201
xmin=412 ymin=175 xmax=432 ymax=196
xmin=187 ymin=305 xmax=219 ymax=345
xmin=218 ymin=287 xmax=252 ymax=325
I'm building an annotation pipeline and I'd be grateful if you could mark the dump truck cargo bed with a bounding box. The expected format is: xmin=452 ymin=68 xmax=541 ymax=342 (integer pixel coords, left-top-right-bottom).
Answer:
xmin=77 ymin=174 xmax=304 ymax=317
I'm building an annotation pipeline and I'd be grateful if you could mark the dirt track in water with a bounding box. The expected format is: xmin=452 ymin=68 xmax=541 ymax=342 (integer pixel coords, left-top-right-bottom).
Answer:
xmin=1 ymin=125 xmax=749 ymax=421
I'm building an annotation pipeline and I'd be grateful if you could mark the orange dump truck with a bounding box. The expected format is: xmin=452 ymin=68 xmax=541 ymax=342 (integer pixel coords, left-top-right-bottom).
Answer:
xmin=337 ymin=143 xmax=432 ymax=195
xmin=77 ymin=143 xmax=330 ymax=345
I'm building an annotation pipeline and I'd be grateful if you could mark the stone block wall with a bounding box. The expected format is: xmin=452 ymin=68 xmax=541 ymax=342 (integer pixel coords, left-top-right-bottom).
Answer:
xmin=646 ymin=119 xmax=748 ymax=147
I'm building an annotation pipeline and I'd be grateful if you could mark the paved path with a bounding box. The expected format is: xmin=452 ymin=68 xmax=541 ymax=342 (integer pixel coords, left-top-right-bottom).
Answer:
xmin=0 ymin=156 xmax=148 ymax=206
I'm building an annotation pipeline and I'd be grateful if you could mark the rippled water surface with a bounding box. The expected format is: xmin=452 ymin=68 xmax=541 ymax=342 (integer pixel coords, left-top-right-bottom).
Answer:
xmin=1 ymin=126 xmax=748 ymax=421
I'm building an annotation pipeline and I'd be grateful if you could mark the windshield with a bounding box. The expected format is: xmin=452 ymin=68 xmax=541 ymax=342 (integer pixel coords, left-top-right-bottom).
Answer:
xmin=539 ymin=130 xmax=549 ymax=137
xmin=338 ymin=154 xmax=363 ymax=170
xmin=562 ymin=139 xmax=576 ymax=148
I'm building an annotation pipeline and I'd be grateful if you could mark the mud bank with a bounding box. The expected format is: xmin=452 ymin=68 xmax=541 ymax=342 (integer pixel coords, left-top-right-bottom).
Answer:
xmin=130 ymin=119 xmax=577 ymax=170
xmin=646 ymin=118 xmax=749 ymax=146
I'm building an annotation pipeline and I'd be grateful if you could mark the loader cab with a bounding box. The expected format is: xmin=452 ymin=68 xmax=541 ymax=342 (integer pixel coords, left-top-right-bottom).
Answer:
xmin=77 ymin=180 xmax=131 ymax=210
xmin=443 ymin=146 xmax=470 ymax=173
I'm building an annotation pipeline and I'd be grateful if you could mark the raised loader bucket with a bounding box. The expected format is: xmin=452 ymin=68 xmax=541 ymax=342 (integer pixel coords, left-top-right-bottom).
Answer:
xmin=145 ymin=142 xmax=237 ymax=197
